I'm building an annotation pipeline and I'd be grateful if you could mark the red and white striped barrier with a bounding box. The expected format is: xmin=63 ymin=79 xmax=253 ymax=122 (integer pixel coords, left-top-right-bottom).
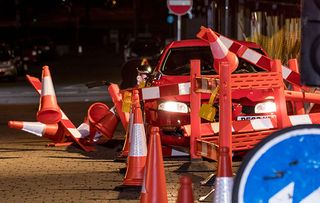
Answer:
xmin=140 ymin=82 xmax=190 ymax=100
xmin=215 ymin=33 xmax=303 ymax=88
xmin=183 ymin=113 xmax=320 ymax=137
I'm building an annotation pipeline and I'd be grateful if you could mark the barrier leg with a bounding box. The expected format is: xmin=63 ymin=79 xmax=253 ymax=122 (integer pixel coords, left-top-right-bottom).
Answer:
xmin=288 ymin=59 xmax=305 ymax=114
xmin=272 ymin=60 xmax=290 ymax=128
xmin=190 ymin=59 xmax=201 ymax=160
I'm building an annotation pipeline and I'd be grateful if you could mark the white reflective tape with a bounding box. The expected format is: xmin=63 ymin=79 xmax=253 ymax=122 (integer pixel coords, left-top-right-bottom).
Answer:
xmin=209 ymin=39 xmax=229 ymax=59
xmin=77 ymin=122 xmax=90 ymax=138
xmin=169 ymin=0 xmax=192 ymax=6
xmin=22 ymin=122 xmax=45 ymax=137
xmin=289 ymin=114 xmax=312 ymax=125
xmin=178 ymin=82 xmax=191 ymax=95
xmin=42 ymin=76 xmax=56 ymax=96
xmin=171 ymin=149 xmax=189 ymax=156
xmin=201 ymin=78 xmax=208 ymax=90
xmin=142 ymin=86 xmax=160 ymax=100
xmin=241 ymin=49 xmax=261 ymax=64
xmin=250 ymin=118 xmax=274 ymax=130
xmin=68 ymin=128 xmax=82 ymax=138
xmin=210 ymin=122 xmax=220 ymax=133
xmin=129 ymin=124 xmax=147 ymax=156
xmin=281 ymin=65 xmax=291 ymax=79
xmin=61 ymin=111 xmax=68 ymax=119
xmin=202 ymin=142 xmax=208 ymax=155
xmin=214 ymin=177 xmax=234 ymax=203
xmin=300 ymin=187 xmax=320 ymax=203
xmin=219 ymin=35 xmax=233 ymax=49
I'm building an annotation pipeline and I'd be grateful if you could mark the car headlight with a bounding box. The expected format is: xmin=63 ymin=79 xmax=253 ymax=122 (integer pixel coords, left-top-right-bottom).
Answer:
xmin=158 ymin=101 xmax=188 ymax=113
xmin=254 ymin=101 xmax=276 ymax=114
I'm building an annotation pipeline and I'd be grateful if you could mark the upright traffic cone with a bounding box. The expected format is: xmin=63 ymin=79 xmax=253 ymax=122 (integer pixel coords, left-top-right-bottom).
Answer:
xmin=37 ymin=66 xmax=62 ymax=124
xmin=213 ymin=147 xmax=233 ymax=203
xmin=196 ymin=26 xmax=238 ymax=73
xmin=8 ymin=120 xmax=64 ymax=142
xmin=119 ymin=107 xmax=134 ymax=157
xmin=123 ymin=90 xmax=147 ymax=186
xmin=176 ymin=176 xmax=194 ymax=203
xmin=140 ymin=126 xmax=168 ymax=203
xmin=87 ymin=102 xmax=119 ymax=141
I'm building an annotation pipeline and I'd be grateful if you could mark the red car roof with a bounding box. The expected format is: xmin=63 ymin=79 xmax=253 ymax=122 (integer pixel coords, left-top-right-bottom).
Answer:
xmin=166 ymin=39 xmax=268 ymax=56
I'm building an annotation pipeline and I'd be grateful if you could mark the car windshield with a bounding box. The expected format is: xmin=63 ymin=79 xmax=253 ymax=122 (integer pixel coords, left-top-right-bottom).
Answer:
xmin=0 ymin=47 xmax=11 ymax=61
xmin=161 ymin=46 xmax=264 ymax=75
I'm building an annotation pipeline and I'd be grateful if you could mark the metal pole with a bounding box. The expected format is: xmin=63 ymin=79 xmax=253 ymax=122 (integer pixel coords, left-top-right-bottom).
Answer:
xmin=177 ymin=15 xmax=181 ymax=41
xmin=225 ymin=0 xmax=229 ymax=36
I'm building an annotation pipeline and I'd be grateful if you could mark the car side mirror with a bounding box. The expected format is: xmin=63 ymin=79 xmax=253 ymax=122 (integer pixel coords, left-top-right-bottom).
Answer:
xmin=154 ymin=71 xmax=162 ymax=80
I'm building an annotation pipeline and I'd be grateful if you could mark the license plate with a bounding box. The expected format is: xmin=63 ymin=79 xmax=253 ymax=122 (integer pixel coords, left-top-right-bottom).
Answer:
xmin=237 ymin=115 xmax=275 ymax=121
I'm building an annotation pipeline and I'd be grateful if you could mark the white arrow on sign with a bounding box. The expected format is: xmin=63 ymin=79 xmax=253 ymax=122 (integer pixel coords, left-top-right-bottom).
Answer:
xmin=300 ymin=187 xmax=320 ymax=203
xmin=268 ymin=182 xmax=320 ymax=203
xmin=269 ymin=182 xmax=294 ymax=203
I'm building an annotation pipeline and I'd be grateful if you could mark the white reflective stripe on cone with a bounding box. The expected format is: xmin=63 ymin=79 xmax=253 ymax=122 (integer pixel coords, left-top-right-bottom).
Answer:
xmin=22 ymin=122 xmax=45 ymax=137
xmin=129 ymin=123 xmax=147 ymax=157
xmin=77 ymin=122 xmax=90 ymax=138
xmin=213 ymin=177 xmax=234 ymax=203
xmin=209 ymin=39 xmax=229 ymax=59
xmin=42 ymin=76 xmax=56 ymax=96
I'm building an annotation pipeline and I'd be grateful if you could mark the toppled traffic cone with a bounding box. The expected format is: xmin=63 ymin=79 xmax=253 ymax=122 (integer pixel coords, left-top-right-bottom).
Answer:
xmin=197 ymin=26 xmax=238 ymax=73
xmin=77 ymin=117 xmax=102 ymax=143
xmin=88 ymin=102 xmax=118 ymax=142
xmin=108 ymin=83 xmax=129 ymax=129
xmin=8 ymin=120 xmax=64 ymax=142
xmin=140 ymin=126 xmax=168 ymax=203
xmin=176 ymin=176 xmax=194 ymax=203
xmin=213 ymin=147 xmax=233 ymax=203
xmin=123 ymin=90 xmax=147 ymax=186
xmin=37 ymin=66 xmax=62 ymax=124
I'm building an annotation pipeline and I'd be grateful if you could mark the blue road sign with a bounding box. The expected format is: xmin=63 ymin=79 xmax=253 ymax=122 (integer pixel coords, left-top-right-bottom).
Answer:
xmin=233 ymin=124 xmax=320 ymax=203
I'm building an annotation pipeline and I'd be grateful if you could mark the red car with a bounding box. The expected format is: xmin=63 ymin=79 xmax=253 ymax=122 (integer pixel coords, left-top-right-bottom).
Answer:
xmin=132 ymin=39 xmax=280 ymax=149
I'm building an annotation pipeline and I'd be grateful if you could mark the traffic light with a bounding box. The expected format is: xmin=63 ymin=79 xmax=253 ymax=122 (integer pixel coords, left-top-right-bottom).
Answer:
xmin=300 ymin=0 xmax=320 ymax=86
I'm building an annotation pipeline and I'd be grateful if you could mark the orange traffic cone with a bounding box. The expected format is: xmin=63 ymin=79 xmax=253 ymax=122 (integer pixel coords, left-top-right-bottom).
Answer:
xmin=119 ymin=107 xmax=134 ymax=157
xmin=108 ymin=83 xmax=130 ymax=129
xmin=77 ymin=117 xmax=102 ymax=142
xmin=197 ymin=27 xmax=238 ymax=73
xmin=140 ymin=126 xmax=168 ymax=203
xmin=8 ymin=120 xmax=64 ymax=142
xmin=37 ymin=66 xmax=62 ymax=124
xmin=213 ymin=146 xmax=233 ymax=203
xmin=176 ymin=176 xmax=194 ymax=203
xmin=123 ymin=90 xmax=147 ymax=186
xmin=87 ymin=102 xmax=119 ymax=141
